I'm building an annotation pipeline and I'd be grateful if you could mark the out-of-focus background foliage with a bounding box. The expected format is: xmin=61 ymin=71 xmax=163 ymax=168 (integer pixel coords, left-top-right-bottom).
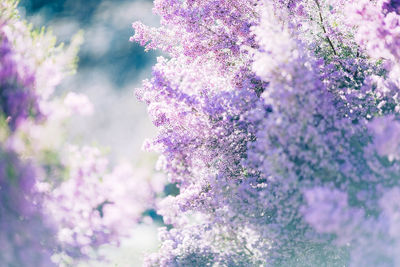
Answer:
xmin=19 ymin=0 xmax=158 ymax=163
xmin=18 ymin=0 xmax=161 ymax=265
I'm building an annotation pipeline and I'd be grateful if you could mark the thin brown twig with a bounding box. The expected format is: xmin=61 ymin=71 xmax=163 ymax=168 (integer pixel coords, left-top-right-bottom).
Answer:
xmin=313 ymin=0 xmax=337 ymax=56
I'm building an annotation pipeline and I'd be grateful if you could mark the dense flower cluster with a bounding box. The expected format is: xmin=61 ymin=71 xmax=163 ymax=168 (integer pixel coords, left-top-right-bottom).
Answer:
xmin=0 ymin=147 xmax=56 ymax=266
xmin=0 ymin=1 xmax=159 ymax=266
xmin=132 ymin=0 xmax=400 ymax=266
xmin=47 ymin=145 xmax=160 ymax=259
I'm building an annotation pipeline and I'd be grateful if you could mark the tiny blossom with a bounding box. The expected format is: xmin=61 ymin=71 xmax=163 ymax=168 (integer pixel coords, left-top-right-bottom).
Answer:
xmin=63 ymin=92 xmax=94 ymax=116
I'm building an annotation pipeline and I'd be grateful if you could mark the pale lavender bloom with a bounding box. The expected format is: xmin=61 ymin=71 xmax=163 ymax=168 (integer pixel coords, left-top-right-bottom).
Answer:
xmin=347 ymin=0 xmax=400 ymax=62
xmin=303 ymin=187 xmax=351 ymax=234
xmin=368 ymin=115 xmax=400 ymax=160
xmin=47 ymin=146 xmax=158 ymax=257
xmin=64 ymin=92 xmax=94 ymax=116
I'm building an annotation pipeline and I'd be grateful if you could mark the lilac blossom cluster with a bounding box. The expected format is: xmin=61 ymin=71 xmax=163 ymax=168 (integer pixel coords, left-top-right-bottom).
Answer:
xmin=132 ymin=0 xmax=400 ymax=266
xmin=47 ymin=145 xmax=161 ymax=260
xmin=0 ymin=1 xmax=159 ymax=266
xmin=0 ymin=147 xmax=56 ymax=266
xmin=0 ymin=33 xmax=38 ymax=130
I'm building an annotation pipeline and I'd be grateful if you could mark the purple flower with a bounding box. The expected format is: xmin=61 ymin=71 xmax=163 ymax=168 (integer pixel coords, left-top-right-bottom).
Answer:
xmin=383 ymin=0 xmax=400 ymax=14
xmin=0 ymin=33 xmax=40 ymax=130
xmin=0 ymin=146 xmax=57 ymax=267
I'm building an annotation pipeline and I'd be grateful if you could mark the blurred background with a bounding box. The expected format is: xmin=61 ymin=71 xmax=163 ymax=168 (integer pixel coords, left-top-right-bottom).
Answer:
xmin=18 ymin=0 xmax=161 ymax=265
xmin=19 ymin=0 xmax=159 ymax=163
